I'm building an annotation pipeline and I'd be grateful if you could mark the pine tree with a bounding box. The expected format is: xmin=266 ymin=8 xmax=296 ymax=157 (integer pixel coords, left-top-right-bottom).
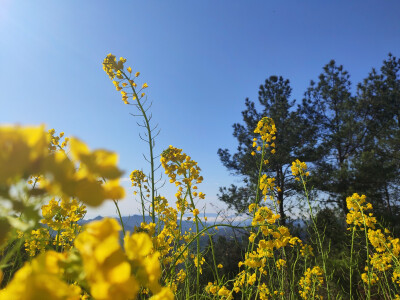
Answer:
xmin=218 ymin=76 xmax=316 ymax=224
xmin=353 ymin=54 xmax=400 ymax=221
xmin=303 ymin=60 xmax=365 ymax=215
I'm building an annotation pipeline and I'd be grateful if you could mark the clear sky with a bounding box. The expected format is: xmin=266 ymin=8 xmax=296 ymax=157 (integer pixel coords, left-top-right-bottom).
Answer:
xmin=1 ymin=1 xmax=399 ymax=218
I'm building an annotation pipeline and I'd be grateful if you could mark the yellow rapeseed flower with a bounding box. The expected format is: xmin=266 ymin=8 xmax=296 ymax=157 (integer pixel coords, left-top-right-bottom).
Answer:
xmin=192 ymin=208 xmax=200 ymax=217
xmin=75 ymin=218 xmax=140 ymax=299
xmin=0 ymin=251 xmax=81 ymax=300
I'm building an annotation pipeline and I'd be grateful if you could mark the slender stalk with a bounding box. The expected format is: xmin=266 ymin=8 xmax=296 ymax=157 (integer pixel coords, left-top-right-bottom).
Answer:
xmin=244 ymin=140 xmax=267 ymax=287
xmin=349 ymin=227 xmax=356 ymax=299
xmin=166 ymin=223 xmax=253 ymax=280
xmin=360 ymin=210 xmax=371 ymax=300
xmin=300 ymin=173 xmax=331 ymax=300
xmin=291 ymin=248 xmax=300 ymax=300
xmin=123 ymin=71 xmax=157 ymax=224
xmin=113 ymin=200 xmax=126 ymax=236
xmin=187 ymin=182 xmax=200 ymax=299
xmin=139 ymin=185 xmax=146 ymax=223
xmin=252 ymin=268 xmax=263 ymax=300
xmin=194 ymin=215 xmax=221 ymax=284
xmin=56 ymin=229 xmax=60 ymax=252
xmin=1 ymin=237 xmax=24 ymax=285
xmin=254 ymin=140 xmax=267 ymax=205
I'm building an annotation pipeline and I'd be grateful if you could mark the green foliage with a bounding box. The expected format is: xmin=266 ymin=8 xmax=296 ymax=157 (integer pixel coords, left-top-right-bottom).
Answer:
xmin=353 ymin=54 xmax=400 ymax=223
xmin=220 ymin=54 xmax=400 ymax=225
xmin=303 ymin=60 xmax=363 ymax=214
xmin=218 ymin=76 xmax=317 ymax=224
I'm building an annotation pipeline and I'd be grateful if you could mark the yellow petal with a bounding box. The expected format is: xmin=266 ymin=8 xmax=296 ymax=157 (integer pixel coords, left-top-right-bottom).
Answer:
xmin=124 ymin=232 xmax=153 ymax=261
xmin=94 ymin=235 xmax=121 ymax=264
xmin=69 ymin=137 xmax=90 ymax=161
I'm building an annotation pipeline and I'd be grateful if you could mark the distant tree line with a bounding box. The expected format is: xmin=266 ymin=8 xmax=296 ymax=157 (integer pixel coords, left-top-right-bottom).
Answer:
xmin=218 ymin=53 xmax=400 ymax=227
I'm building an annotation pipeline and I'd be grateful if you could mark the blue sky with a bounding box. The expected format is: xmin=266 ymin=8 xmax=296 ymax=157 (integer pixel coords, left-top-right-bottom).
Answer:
xmin=1 ymin=1 xmax=399 ymax=218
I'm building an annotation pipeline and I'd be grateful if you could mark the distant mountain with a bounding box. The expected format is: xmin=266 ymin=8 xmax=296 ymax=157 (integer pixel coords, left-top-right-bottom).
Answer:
xmin=80 ymin=215 xmax=307 ymax=245
xmin=81 ymin=215 xmax=157 ymax=232
xmin=80 ymin=214 xmax=250 ymax=247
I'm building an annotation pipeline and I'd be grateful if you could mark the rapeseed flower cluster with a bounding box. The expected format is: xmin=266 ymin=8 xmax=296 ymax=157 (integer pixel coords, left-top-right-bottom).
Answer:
xmin=298 ymin=266 xmax=324 ymax=299
xmin=209 ymin=200 xmax=309 ymax=299
xmin=259 ymin=175 xmax=276 ymax=200
xmin=75 ymin=217 xmax=173 ymax=300
xmin=300 ymin=244 xmax=314 ymax=258
xmin=48 ymin=129 xmax=69 ymax=152
xmin=1 ymin=126 xmax=125 ymax=207
xmin=151 ymin=197 xmax=184 ymax=261
xmin=0 ymin=126 xmax=125 ymax=249
xmin=205 ymin=282 xmax=233 ymax=300
xmin=134 ymin=192 xmax=197 ymax=294
xmin=0 ymin=251 xmax=82 ymax=300
xmin=41 ymin=198 xmax=86 ymax=231
xmin=17 ymin=227 xmax=50 ymax=257
xmin=291 ymin=159 xmax=309 ymax=181
xmin=40 ymin=197 xmax=86 ymax=250
xmin=2 ymin=217 xmax=174 ymax=299
xmin=345 ymin=193 xmax=400 ymax=296
xmin=251 ymin=206 xmax=280 ymax=226
xmin=103 ymin=54 xmax=147 ymax=105
xmin=251 ymin=117 xmax=276 ymax=156
xmin=130 ymin=170 xmax=150 ymax=197
xmin=161 ymin=145 xmax=205 ymax=213
xmin=368 ymin=229 xmax=400 ymax=286
xmin=346 ymin=193 xmax=376 ymax=230
xmin=161 ymin=146 xmax=203 ymax=187
xmin=0 ymin=126 xmax=49 ymax=184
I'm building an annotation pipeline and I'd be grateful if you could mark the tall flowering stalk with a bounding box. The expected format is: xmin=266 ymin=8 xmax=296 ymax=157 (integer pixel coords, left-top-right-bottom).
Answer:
xmin=161 ymin=146 xmax=205 ymax=298
xmin=130 ymin=169 xmax=150 ymax=223
xmin=346 ymin=193 xmax=400 ymax=299
xmin=346 ymin=193 xmax=376 ymax=299
xmin=102 ymin=54 xmax=222 ymax=298
xmin=251 ymin=117 xmax=277 ymax=206
xmin=291 ymin=159 xmax=331 ymax=300
xmin=299 ymin=266 xmax=324 ymax=299
xmin=103 ymin=54 xmax=159 ymax=223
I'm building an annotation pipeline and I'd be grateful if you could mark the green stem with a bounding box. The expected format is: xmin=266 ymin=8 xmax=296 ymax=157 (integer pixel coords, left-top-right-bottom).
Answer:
xmin=291 ymin=248 xmax=300 ymax=300
xmin=56 ymin=229 xmax=60 ymax=252
xmin=113 ymin=199 xmax=126 ymax=236
xmin=166 ymin=223 xmax=253 ymax=280
xmin=300 ymin=173 xmax=331 ymax=300
xmin=186 ymin=182 xmax=200 ymax=299
xmin=2 ymin=237 xmax=24 ymax=285
xmin=139 ymin=185 xmax=146 ymax=223
xmin=123 ymin=71 xmax=157 ymax=224
xmin=254 ymin=141 xmax=267 ymax=205
xmin=349 ymin=227 xmax=356 ymax=300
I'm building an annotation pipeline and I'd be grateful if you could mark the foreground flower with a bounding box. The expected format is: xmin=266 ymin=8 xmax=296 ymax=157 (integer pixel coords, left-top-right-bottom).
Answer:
xmin=0 ymin=126 xmax=48 ymax=183
xmin=75 ymin=218 xmax=173 ymax=299
xmin=0 ymin=251 xmax=81 ymax=300
xmin=75 ymin=218 xmax=139 ymax=300
xmin=0 ymin=126 xmax=125 ymax=207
